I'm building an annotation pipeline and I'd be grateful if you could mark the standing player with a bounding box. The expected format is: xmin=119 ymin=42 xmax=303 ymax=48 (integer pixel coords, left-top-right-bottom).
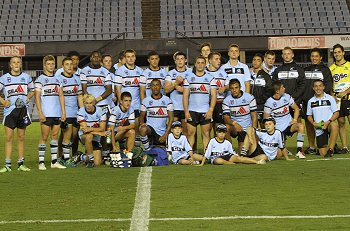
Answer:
xmin=264 ymin=81 xmax=306 ymax=159
xmin=241 ymin=118 xmax=292 ymax=161
xmin=141 ymin=51 xmax=168 ymax=97
xmin=199 ymin=42 xmax=212 ymax=66
xmin=303 ymin=48 xmax=333 ymax=154
xmin=108 ymin=92 xmax=136 ymax=153
xmin=223 ymin=79 xmax=257 ymax=153
xmin=0 ymin=56 xmax=34 ymax=172
xmin=164 ymin=52 xmax=191 ymax=134
xmin=206 ymin=52 xmax=228 ymax=127
xmin=329 ymin=43 xmax=350 ymax=154
xmin=307 ymin=80 xmax=339 ymax=157
xmin=183 ymin=56 xmax=217 ymax=150
xmin=55 ymin=51 xmax=81 ymax=77
xmin=272 ymin=47 xmax=306 ymax=108
xmin=140 ymin=79 xmax=174 ymax=150
xmin=262 ymin=50 xmax=277 ymax=76
xmin=199 ymin=124 xmax=265 ymax=166
xmin=113 ymin=50 xmax=126 ymax=73
xmin=35 ymin=55 xmax=66 ymax=170
xmin=59 ymin=57 xmax=83 ymax=167
xmin=80 ymin=51 xmax=112 ymax=110
xmin=102 ymin=54 xmax=117 ymax=108
xmin=222 ymin=44 xmax=251 ymax=93
xmin=249 ymin=53 xmax=274 ymax=126
xmin=77 ymin=94 xmax=107 ymax=167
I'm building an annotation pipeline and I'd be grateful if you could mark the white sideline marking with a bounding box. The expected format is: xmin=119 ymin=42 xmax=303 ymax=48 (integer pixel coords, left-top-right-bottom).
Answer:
xmin=306 ymin=157 xmax=350 ymax=162
xmin=1 ymin=215 xmax=350 ymax=225
xmin=129 ymin=167 xmax=153 ymax=231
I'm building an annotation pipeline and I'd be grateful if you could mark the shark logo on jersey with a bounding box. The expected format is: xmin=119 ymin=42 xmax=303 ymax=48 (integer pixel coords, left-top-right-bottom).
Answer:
xmin=161 ymin=100 xmax=165 ymax=105
xmin=236 ymin=69 xmax=242 ymax=74
xmin=160 ymin=73 xmax=164 ymax=78
xmin=242 ymin=99 xmax=246 ymax=103
xmin=124 ymin=70 xmax=129 ymax=75
xmin=21 ymin=77 xmax=25 ymax=82
xmin=45 ymin=78 xmax=49 ymax=83
xmin=283 ymin=99 xmax=288 ymax=104
xmin=100 ymin=71 xmax=104 ymax=75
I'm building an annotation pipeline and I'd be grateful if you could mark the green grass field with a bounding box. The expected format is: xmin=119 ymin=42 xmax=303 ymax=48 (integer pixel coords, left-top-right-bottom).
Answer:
xmin=0 ymin=122 xmax=350 ymax=230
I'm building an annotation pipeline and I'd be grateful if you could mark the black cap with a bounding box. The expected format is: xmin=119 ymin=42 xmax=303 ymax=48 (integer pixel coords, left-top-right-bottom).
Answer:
xmin=171 ymin=121 xmax=182 ymax=128
xmin=262 ymin=117 xmax=276 ymax=125
xmin=216 ymin=124 xmax=227 ymax=132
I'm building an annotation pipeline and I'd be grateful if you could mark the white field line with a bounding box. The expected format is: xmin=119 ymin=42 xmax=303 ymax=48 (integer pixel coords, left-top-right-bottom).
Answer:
xmin=1 ymin=215 xmax=350 ymax=225
xmin=129 ymin=167 xmax=153 ymax=231
xmin=306 ymin=157 xmax=350 ymax=162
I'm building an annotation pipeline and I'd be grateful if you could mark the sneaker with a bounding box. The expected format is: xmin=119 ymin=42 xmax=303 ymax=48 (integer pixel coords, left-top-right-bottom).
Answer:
xmin=305 ymin=147 xmax=316 ymax=155
xmin=61 ymin=159 xmax=77 ymax=167
xmin=18 ymin=165 xmax=31 ymax=172
xmin=257 ymin=159 xmax=266 ymax=165
xmin=51 ymin=162 xmax=67 ymax=169
xmin=325 ymin=149 xmax=334 ymax=158
xmin=38 ymin=163 xmax=47 ymax=171
xmin=296 ymin=151 xmax=306 ymax=159
xmin=339 ymin=147 xmax=349 ymax=154
xmin=86 ymin=161 xmax=94 ymax=168
xmin=0 ymin=166 xmax=12 ymax=173
xmin=334 ymin=144 xmax=342 ymax=154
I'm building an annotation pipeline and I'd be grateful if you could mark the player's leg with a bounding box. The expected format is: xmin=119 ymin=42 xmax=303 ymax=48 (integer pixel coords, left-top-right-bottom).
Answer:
xmin=178 ymin=158 xmax=192 ymax=165
xmin=305 ymin=119 xmax=316 ymax=154
xmin=200 ymin=123 xmax=211 ymax=151
xmin=337 ymin=117 xmax=348 ymax=152
xmin=80 ymin=133 xmax=95 ymax=167
xmin=193 ymin=153 xmax=204 ymax=162
xmin=16 ymin=127 xmax=30 ymax=170
xmin=186 ymin=123 xmax=197 ymax=148
xmin=49 ymin=123 xmax=65 ymax=168
xmin=225 ymin=124 xmax=237 ymax=142
xmin=230 ymin=155 xmax=259 ymax=164
xmin=124 ymin=129 xmax=136 ymax=152
xmin=139 ymin=124 xmax=152 ymax=150
xmin=0 ymin=126 xmax=14 ymax=172
xmin=38 ymin=123 xmax=51 ymax=170
xmin=323 ymin=121 xmax=339 ymax=157
xmin=253 ymin=154 xmax=269 ymax=161
xmin=213 ymin=157 xmax=235 ymax=165
xmin=290 ymin=123 xmax=305 ymax=158
xmin=241 ymin=127 xmax=257 ymax=156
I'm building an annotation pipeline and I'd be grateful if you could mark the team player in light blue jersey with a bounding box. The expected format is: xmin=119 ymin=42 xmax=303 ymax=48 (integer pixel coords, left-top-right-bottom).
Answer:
xmin=113 ymin=50 xmax=126 ymax=73
xmin=77 ymin=94 xmax=107 ymax=168
xmin=141 ymin=51 xmax=169 ymax=97
xmin=307 ymin=79 xmax=339 ymax=157
xmin=140 ymin=79 xmax=174 ymax=151
xmin=80 ymin=51 xmax=112 ymax=108
xmin=102 ymin=54 xmax=117 ymax=108
xmin=164 ymin=51 xmax=191 ymax=134
xmin=241 ymin=117 xmax=293 ymax=161
xmin=199 ymin=124 xmax=265 ymax=166
xmin=0 ymin=56 xmax=34 ymax=172
xmin=222 ymin=44 xmax=251 ymax=93
xmin=183 ymin=56 xmax=217 ymax=150
xmin=264 ymin=80 xmax=306 ymax=159
xmin=55 ymin=51 xmax=81 ymax=79
xmin=35 ymin=55 xmax=67 ymax=170
xmin=167 ymin=121 xmax=203 ymax=165
xmin=59 ymin=58 xmax=83 ymax=167
xmin=207 ymin=52 xmax=228 ymax=126
xmin=108 ymin=92 xmax=136 ymax=154
xmin=223 ymin=79 xmax=257 ymax=154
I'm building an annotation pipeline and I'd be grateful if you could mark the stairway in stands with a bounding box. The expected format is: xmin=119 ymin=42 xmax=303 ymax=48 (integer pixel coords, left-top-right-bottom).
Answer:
xmin=141 ymin=0 xmax=161 ymax=39
xmin=347 ymin=0 xmax=350 ymax=11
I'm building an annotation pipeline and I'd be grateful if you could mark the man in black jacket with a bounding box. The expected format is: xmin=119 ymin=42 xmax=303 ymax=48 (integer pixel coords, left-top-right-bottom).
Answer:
xmin=250 ymin=53 xmax=273 ymax=127
xmin=273 ymin=47 xmax=306 ymax=107
xmin=303 ymin=48 xmax=333 ymax=154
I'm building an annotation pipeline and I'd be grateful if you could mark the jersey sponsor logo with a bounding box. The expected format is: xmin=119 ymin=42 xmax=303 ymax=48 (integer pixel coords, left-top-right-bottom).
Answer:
xmin=239 ymin=107 xmax=247 ymax=114
xmin=7 ymin=85 xmax=25 ymax=95
xmin=333 ymin=73 xmax=348 ymax=82
xmin=87 ymin=77 xmax=103 ymax=85
xmin=273 ymin=106 xmax=289 ymax=116
xmin=44 ymin=85 xmax=59 ymax=94
xmin=124 ymin=77 xmax=140 ymax=86
xmin=171 ymin=146 xmax=185 ymax=151
xmin=216 ymin=80 xmax=223 ymax=87
xmin=259 ymin=139 xmax=278 ymax=147
xmin=63 ymin=86 xmax=78 ymax=95
xmin=149 ymin=107 xmax=167 ymax=116
xmin=230 ymin=105 xmax=250 ymax=116
xmin=190 ymin=84 xmax=208 ymax=93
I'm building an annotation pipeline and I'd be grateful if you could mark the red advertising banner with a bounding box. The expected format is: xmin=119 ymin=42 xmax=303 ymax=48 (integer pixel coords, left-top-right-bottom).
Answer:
xmin=0 ymin=44 xmax=26 ymax=57
xmin=268 ymin=36 xmax=326 ymax=50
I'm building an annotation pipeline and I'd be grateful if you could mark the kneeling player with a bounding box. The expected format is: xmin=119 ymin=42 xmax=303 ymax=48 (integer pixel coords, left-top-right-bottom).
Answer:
xmin=108 ymin=92 xmax=136 ymax=153
xmin=307 ymin=80 xmax=339 ymax=157
xmin=199 ymin=124 xmax=265 ymax=166
xmin=167 ymin=121 xmax=203 ymax=165
xmin=77 ymin=94 xmax=107 ymax=167
xmin=241 ymin=117 xmax=293 ymax=161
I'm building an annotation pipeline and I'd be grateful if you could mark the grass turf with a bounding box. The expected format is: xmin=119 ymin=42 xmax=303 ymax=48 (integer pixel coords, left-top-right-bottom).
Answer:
xmin=0 ymin=122 xmax=349 ymax=230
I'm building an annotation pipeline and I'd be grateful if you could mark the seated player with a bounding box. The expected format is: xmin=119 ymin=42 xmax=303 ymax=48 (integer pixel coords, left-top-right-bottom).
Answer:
xmin=108 ymin=92 xmax=136 ymax=154
xmin=167 ymin=121 xmax=203 ymax=165
xmin=140 ymin=79 xmax=174 ymax=150
xmin=307 ymin=79 xmax=339 ymax=157
xmin=223 ymin=78 xmax=257 ymax=154
xmin=199 ymin=124 xmax=266 ymax=166
xmin=77 ymin=94 xmax=107 ymax=167
xmin=241 ymin=117 xmax=293 ymax=161
xmin=264 ymin=80 xmax=306 ymax=159
xmin=35 ymin=55 xmax=67 ymax=170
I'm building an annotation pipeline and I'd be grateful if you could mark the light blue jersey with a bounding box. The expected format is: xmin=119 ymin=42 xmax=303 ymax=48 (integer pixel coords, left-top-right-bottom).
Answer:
xmin=206 ymin=67 xmax=228 ymax=100
xmin=222 ymin=61 xmax=251 ymax=92
xmin=59 ymin=73 xmax=82 ymax=118
xmin=0 ymin=72 xmax=34 ymax=116
xmin=307 ymin=93 xmax=338 ymax=136
xmin=141 ymin=67 xmax=168 ymax=97
xmin=35 ymin=74 xmax=62 ymax=117
xmin=167 ymin=133 xmax=192 ymax=164
xmin=108 ymin=105 xmax=135 ymax=131
xmin=140 ymin=95 xmax=174 ymax=136
xmin=55 ymin=67 xmax=81 ymax=79
xmin=80 ymin=66 xmax=112 ymax=106
xmin=264 ymin=93 xmax=294 ymax=132
xmin=255 ymin=128 xmax=285 ymax=161
xmin=115 ymin=64 xmax=145 ymax=112
xmin=165 ymin=67 xmax=192 ymax=110
xmin=222 ymin=92 xmax=257 ymax=131
xmin=183 ymin=72 xmax=217 ymax=113
xmin=77 ymin=106 xmax=107 ymax=142
xmin=107 ymin=72 xmax=116 ymax=108
xmin=204 ymin=138 xmax=237 ymax=164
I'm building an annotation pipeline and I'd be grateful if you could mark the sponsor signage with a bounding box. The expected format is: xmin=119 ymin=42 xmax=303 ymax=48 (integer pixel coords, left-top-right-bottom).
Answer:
xmin=0 ymin=44 xmax=25 ymax=57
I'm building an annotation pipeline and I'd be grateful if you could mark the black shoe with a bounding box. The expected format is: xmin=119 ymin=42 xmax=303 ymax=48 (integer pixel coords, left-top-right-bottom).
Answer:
xmin=86 ymin=161 xmax=94 ymax=168
xmin=339 ymin=147 xmax=349 ymax=154
xmin=325 ymin=149 xmax=334 ymax=158
xmin=305 ymin=147 xmax=317 ymax=155
xmin=334 ymin=144 xmax=342 ymax=154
